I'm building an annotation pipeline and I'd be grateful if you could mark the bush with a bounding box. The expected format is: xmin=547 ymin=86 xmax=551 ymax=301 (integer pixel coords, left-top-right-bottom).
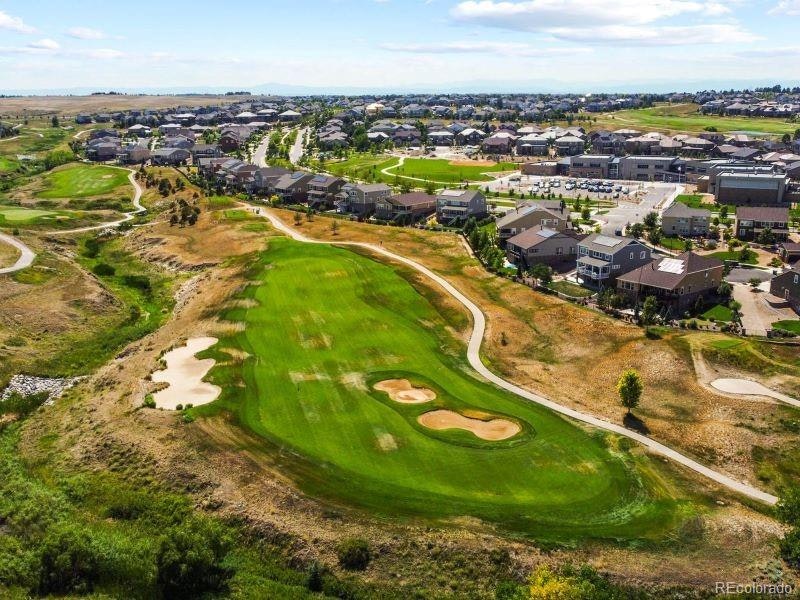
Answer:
xmin=92 ymin=263 xmax=115 ymax=277
xmin=122 ymin=274 xmax=151 ymax=292
xmin=156 ymin=517 xmax=233 ymax=599
xmin=336 ymin=538 xmax=371 ymax=571
xmin=142 ymin=394 xmax=156 ymax=409
xmin=37 ymin=525 xmax=101 ymax=595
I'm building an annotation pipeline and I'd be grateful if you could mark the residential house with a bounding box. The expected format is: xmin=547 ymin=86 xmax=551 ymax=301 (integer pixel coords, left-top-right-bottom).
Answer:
xmin=496 ymin=201 xmax=570 ymax=246
xmin=150 ymin=147 xmax=190 ymax=166
xmin=769 ymin=267 xmax=800 ymax=313
xmin=779 ymin=242 xmax=800 ymax=265
xmin=127 ymin=124 xmax=151 ymax=137
xmin=506 ymin=227 xmax=585 ymax=269
xmin=616 ymin=252 xmax=724 ymax=313
xmin=553 ymin=135 xmax=585 ymax=156
xmin=375 ymin=192 xmax=437 ymax=224
xmin=118 ymin=142 xmax=150 ymax=165
xmin=734 ymin=206 xmax=790 ymax=241
xmin=274 ymin=171 xmax=314 ymax=204
xmin=253 ymin=166 xmax=292 ymax=194
xmin=661 ymin=202 xmax=711 ymax=237
xmin=436 ymin=189 xmax=487 ymax=224
xmin=307 ymin=175 xmax=346 ymax=209
xmin=336 ymin=183 xmax=392 ymax=217
xmin=482 ymin=135 xmax=514 ymax=155
xmin=576 ymin=234 xmax=651 ymax=288
xmin=515 ymin=134 xmax=549 ymax=156
xmin=191 ymin=144 xmax=222 ymax=162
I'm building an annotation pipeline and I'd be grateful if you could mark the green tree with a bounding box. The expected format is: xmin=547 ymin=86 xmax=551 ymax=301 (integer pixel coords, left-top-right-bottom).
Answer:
xmin=37 ymin=525 xmax=101 ymax=596
xmin=643 ymin=211 xmax=659 ymax=230
xmin=336 ymin=538 xmax=371 ymax=571
xmin=647 ymin=228 xmax=662 ymax=246
xmin=640 ymin=295 xmax=658 ymax=325
xmin=617 ymin=369 xmax=643 ymax=416
xmin=51 ymin=115 xmax=59 ymax=128
xmin=156 ymin=518 xmax=234 ymax=599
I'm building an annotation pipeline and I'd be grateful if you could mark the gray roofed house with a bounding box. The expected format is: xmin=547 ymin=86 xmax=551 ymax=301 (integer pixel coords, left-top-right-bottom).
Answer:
xmin=576 ymin=234 xmax=652 ymax=288
xmin=436 ymin=189 xmax=487 ymax=224
xmin=661 ymin=202 xmax=711 ymax=237
xmin=274 ymin=171 xmax=315 ymax=203
xmin=496 ymin=201 xmax=570 ymax=244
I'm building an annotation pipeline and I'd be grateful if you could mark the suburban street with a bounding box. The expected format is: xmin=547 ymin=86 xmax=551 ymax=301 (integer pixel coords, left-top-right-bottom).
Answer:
xmin=289 ymin=127 xmax=307 ymax=165
xmin=251 ymin=134 xmax=270 ymax=167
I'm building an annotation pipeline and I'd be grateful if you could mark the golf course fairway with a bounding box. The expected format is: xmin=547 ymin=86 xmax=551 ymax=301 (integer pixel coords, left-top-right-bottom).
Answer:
xmin=199 ymin=237 xmax=695 ymax=541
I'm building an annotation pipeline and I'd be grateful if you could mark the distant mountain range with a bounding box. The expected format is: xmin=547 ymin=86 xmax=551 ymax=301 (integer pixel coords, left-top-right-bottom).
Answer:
xmin=4 ymin=78 xmax=800 ymax=97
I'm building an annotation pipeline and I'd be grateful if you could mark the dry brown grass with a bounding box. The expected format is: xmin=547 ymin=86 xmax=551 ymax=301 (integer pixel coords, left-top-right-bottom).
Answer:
xmin=0 ymin=94 xmax=253 ymax=118
xmin=0 ymin=238 xmax=21 ymax=268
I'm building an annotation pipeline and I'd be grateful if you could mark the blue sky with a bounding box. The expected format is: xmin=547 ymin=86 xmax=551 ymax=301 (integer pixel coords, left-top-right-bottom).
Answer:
xmin=2 ymin=0 xmax=800 ymax=92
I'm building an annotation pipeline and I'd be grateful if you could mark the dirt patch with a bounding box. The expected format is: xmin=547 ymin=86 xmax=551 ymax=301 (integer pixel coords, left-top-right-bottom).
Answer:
xmin=448 ymin=159 xmax=496 ymax=167
xmin=151 ymin=337 xmax=220 ymax=409
xmin=374 ymin=378 xmax=436 ymax=404
xmin=418 ymin=409 xmax=520 ymax=441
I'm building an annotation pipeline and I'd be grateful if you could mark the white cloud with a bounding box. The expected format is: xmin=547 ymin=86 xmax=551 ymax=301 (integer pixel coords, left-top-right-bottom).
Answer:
xmin=66 ymin=26 xmax=108 ymax=39
xmin=450 ymin=0 xmax=752 ymax=45
xmin=28 ymin=38 xmax=60 ymax=50
xmin=380 ymin=40 xmax=589 ymax=56
xmin=769 ymin=0 xmax=800 ymax=15
xmin=0 ymin=10 xmax=36 ymax=33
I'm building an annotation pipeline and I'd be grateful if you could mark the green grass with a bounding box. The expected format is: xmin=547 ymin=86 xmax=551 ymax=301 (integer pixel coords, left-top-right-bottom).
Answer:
xmin=387 ymin=158 xmax=518 ymax=183
xmin=325 ymin=153 xmax=398 ymax=182
xmin=702 ymin=305 xmax=734 ymax=322
xmin=0 ymin=207 xmax=59 ymax=223
xmin=659 ymin=236 xmax=687 ymax=251
xmin=674 ymin=194 xmax=707 ymax=209
xmin=37 ymin=163 xmax=130 ymax=199
xmin=708 ymin=251 xmax=758 ymax=265
xmin=198 ymin=238 xmax=696 ymax=542
xmin=548 ymin=280 xmax=593 ymax=298
xmin=597 ymin=104 xmax=799 ymax=136
xmin=773 ymin=320 xmax=800 ymax=335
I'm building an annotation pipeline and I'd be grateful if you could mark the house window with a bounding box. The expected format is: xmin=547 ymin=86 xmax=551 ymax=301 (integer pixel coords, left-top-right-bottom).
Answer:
xmin=794 ymin=275 xmax=799 ymax=284
xmin=556 ymin=247 xmax=564 ymax=255
xmin=613 ymin=264 xmax=620 ymax=270
xmin=629 ymin=252 xmax=634 ymax=259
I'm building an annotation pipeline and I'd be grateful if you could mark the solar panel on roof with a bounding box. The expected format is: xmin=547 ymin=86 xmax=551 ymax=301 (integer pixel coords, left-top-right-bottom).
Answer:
xmin=658 ymin=258 xmax=685 ymax=274
xmin=539 ymin=228 xmax=557 ymax=238
xmin=593 ymin=235 xmax=622 ymax=247
xmin=440 ymin=190 xmax=464 ymax=197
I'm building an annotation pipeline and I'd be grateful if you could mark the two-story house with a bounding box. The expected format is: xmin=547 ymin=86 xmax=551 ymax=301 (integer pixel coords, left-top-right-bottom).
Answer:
xmin=374 ymin=192 xmax=437 ymax=224
xmin=770 ymin=267 xmax=800 ymax=313
xmin=506 ymin=227 xmax=585 ymax=269
xmin=661 ymin=202 xmax=711 ymax=237
xmin=436 ymin=189 xmax=487 ymax=225
xmin=616 ymin=252 xmax=724 ymax=313
xmin=576 ymin=234 xmax=651 ymax=289
xmin=273 ymin=171 xmax=314 ymax=204
xmin=306 ymin=175 xmax=346 ymax=210
xmin=336 ymin=183 xmax=393 ymax=217
xmin=734 ymin=206 xmax=790 ymax=241
xmin=495 ymin=201 xmax=570 ymax=246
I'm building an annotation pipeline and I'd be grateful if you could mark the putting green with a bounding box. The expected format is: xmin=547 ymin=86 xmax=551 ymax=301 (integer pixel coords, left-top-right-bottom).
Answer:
xmin=0 ymin=207 xmax=59 ymax=222
xmin=200 ymin=238 xmax=693 ymax=541
xmin=37 ymin=163 xmax=130 ymax=199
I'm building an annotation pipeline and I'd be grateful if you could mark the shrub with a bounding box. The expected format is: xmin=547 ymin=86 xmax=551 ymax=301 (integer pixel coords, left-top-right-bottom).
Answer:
xmin=142 ymin=394 xmax=156 ymax=409
xmin=156 ymin=517 xmax=234 ymax=599
xmin=36 ymin=525 xmax=101 ymax=595
xmin=91 ymin=263 xmax=115 ymax=277
xmin=336 ymin=538 xmax=371 ymax=571
xmin=122 ymin=274 xmax=151 ymax=292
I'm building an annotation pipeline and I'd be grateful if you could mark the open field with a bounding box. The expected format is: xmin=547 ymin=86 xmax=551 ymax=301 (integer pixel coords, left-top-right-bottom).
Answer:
xmin=324 ymin=153 xmax=398 ymax=182
xmin=589 ymin=103 xmax=799 ymax=136
xmin=200 ymin=237 xmax=693 ymax=541
xmin=387 ymin=157 xmax=518 ymax=183
xmin=0 ymin=94 xmax=256 ymax=117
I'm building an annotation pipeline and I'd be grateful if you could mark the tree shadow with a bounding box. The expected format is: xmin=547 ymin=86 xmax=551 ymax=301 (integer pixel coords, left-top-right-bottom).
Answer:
xmin=623 ymin=412 xmax=650 ymax=435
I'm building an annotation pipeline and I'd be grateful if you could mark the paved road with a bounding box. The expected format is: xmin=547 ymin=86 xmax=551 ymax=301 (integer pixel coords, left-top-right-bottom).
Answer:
xmin=0 ymin=232 xmax=36 ymax=275
xmin=250 ymin=207 xmax=779 ymax=506
xmin=252 ymin=134 xmax=270 ymax=167
xmin=711 ymin=378 xmax=800 ymax=409
xmin=599 ymin=184 xmax=681 ymax=235
xmin=289 ymin=127 xmax=308 ymax=165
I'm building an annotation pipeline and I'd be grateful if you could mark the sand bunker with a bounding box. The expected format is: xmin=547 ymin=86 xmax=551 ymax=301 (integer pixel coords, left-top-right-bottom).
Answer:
xmin=374 ymin=379 xmax=436 ymax=404
xmin=418 ymin=409 xmax=520 ymax=441
xmin=151 ymin=337 xmax=221 ymax=409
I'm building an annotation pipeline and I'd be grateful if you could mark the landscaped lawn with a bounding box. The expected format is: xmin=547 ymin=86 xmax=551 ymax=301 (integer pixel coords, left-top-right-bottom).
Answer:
xmin=387 ymin=157 xmax=518 ymax=183
xmin=549 ymin=280 xmax=593 ymax=298
xmin=325 ymin=153 xmax=398 ymax=182
xmin=708 ymin=250 xmax=758 ymax=265
xmin=198 ymin=238 xmax=693 ymax=542
xmin=37 ymin=163 xmax=130 ymax=199
xmin=702 ymin=304 xmax=734 ymax=322
xmin=659 ymin=236 xmax=687 ymax=251
xmin=674 ymin=194 xmax=708 ymax=209
xmin=773 ymin=320 xmax=800 ymax=335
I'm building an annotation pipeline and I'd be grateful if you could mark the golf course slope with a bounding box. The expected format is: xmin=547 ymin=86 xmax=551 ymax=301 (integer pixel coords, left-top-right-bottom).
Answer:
xmin=197 ymin=237 xmax=694 ymax=542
